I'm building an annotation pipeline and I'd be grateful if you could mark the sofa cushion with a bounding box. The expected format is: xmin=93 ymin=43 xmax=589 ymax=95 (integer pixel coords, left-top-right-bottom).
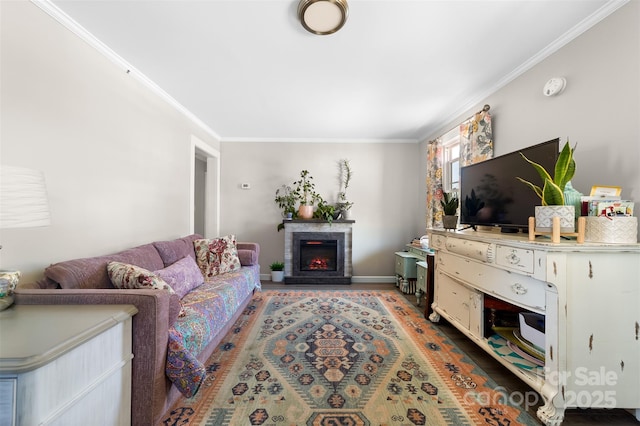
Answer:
xmin=153 ymin=234 xmax=202 ymax=267
xmin=154 ymin=256 xmax=204 ymax=299
xmin=107 ymin=262 xmax=175 ymax=293
xmin=193 ymin=235 xmax=241 ymax=279
xmin=45 ymin=243 xmax=165 ymax=290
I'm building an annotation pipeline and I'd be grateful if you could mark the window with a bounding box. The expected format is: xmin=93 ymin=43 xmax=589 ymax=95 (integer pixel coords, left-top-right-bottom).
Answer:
xmin=441 ymin=128 xmax=460 ymax=194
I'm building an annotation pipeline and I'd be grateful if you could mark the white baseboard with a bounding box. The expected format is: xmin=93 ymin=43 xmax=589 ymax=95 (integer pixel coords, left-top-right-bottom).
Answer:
xmin=260 ymin=274 xmax=396 ymax=284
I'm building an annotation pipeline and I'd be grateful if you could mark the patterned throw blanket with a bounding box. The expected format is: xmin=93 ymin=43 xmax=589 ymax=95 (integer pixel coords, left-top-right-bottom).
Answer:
xmin=165 ymin=266 xmax=260 ymax=396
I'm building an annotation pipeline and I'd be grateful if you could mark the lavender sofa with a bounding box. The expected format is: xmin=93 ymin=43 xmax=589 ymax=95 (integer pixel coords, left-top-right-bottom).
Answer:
xmin=15 ymin=234 xmax=261 ymax=426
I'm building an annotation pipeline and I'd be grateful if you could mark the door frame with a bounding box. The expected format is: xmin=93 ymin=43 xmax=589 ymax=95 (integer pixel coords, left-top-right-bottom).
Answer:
xmin=190 ymin=135 xmax=220 ymax=238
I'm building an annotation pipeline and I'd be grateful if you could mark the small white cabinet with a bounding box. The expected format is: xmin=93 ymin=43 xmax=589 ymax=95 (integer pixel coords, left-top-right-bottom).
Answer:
xmin=428 ymin=229 xmax=640 ymax=425
xmin=0 ymin=304 xmax=137 ymax=426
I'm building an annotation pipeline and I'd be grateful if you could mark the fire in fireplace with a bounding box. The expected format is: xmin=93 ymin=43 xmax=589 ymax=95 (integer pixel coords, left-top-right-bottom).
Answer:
xmin=300 ymin=239 xmax=337 ymax=271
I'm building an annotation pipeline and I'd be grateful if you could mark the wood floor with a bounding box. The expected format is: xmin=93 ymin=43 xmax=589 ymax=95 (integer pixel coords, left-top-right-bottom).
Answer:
xmin=262 ymin=281 xmax=639 ymax=425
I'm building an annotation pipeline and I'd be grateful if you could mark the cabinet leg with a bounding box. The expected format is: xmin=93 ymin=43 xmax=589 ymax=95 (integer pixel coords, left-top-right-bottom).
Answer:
xmin=415 ymin=288 xmax=423 ymax=305
xmin=428 ymin=305 xmax=440 ymax=323
xmin=537 ymin=394 xmax=565 ymax=426
xmin=401 ymin=278 xmax=409 ymax=293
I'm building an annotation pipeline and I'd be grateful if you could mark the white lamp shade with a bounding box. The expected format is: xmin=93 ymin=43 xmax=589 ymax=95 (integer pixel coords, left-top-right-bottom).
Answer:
xmin=0 ymin=166 xmax=51 ymax=229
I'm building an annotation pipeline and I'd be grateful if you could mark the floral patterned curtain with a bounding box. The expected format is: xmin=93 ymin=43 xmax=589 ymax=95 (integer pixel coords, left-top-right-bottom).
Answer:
xmin=426 ymin=137 xmax=443 ymax=229
xmin=460 ymin=108 xmax=493 ymax=166
xmin=426 ymin=108 xmax=493 ymax=229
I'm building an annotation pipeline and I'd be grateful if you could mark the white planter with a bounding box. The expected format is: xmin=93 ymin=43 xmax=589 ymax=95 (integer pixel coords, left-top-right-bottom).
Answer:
xmin=535 ymin=205 xmax=575 ymax=233
xmin=270 ymin=271 xmax=284 ymax=282
xmin=585 ymin=216 xmax=638 ymax=243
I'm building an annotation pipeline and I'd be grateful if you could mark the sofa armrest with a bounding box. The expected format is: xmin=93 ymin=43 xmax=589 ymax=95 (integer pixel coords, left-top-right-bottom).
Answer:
xmin=237 ymin=242 xmax=260 ymax=266
xmin=13 ymin=288 xmax=175 ymax=426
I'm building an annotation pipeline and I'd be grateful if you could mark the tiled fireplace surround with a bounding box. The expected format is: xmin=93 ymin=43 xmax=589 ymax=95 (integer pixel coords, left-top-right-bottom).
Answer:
xmin=283 ymin=220 xmax=354 ymax=284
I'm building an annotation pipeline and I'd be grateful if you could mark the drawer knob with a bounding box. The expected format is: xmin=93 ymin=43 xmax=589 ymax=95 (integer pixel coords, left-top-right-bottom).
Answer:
xmin=506 ymin=253 xmax=521 ymax=264
xmin=511 ymin=283 xmax=528 ymax=295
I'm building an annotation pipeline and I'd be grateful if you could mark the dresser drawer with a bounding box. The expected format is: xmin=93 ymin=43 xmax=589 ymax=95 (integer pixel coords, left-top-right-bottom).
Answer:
xmin=416 ymin=261 xmax=427 ymax=293
xmin=438 ymin=252 xmax=545 ymax=311
xmin=395 ymin=252 xmax=419 ymax=278
xmin=407 ymin=246 xmax=428 ymax=260
xmin=495 ymin=245 xmax=534 ymax=273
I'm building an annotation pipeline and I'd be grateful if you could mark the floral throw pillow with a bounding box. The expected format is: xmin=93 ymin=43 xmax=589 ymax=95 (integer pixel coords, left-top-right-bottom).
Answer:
xmin=107 ymin=261 xmax=175 ymax=293
xmin=193 ymin=235 xmax=241 ymax=279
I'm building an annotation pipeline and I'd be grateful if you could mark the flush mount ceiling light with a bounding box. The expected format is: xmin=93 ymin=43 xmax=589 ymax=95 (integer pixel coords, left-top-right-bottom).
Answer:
xmin=298 ymin=0 xmax=348 ymax=35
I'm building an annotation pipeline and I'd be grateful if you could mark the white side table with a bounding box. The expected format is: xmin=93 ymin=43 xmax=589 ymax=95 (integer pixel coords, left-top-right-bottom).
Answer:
xmin=0 ymin=304 xmax=137 ymax=426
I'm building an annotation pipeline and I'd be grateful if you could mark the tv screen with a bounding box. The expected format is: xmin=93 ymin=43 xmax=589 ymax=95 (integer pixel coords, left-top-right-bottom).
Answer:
xmin=459 ymin=138 xmax=560 ymax=232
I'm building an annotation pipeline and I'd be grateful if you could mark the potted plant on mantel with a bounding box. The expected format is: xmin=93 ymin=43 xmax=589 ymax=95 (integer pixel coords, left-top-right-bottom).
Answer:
xmin=293 ymin=169 xmax=320 ymax=220
xmin=274 ymin=184 xmax=298 ymax=220
xmin=336 ymin=159 xmax=354 ymax=219
xmin=517 ymin=139 xmax=576 ymax=232
xmin=440 ymin=192 xmax=459 ymax=230
xmin=269 ymin=261 xmax=285 ymax=283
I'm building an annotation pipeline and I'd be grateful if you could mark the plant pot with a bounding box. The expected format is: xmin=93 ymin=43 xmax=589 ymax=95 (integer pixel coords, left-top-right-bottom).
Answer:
xmin=270 ymin=270 xmax=284 ymax=282
xmin=534 ymin=205 xmax=575 ymax=233
xmin=442 ymin=215 xmax=458 ymax=230
xmin=298 ymin=205 xmax=314 ymax=219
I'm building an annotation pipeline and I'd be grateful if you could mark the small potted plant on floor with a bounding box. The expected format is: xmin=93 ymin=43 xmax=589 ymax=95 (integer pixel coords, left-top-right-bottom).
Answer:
xmin=517 ymin=139 xmax=576 ymax=232
xmin=440 ymin=191 xmax=459 ymax=230
xmin=269 ymin=261 xmax=285 ymax=282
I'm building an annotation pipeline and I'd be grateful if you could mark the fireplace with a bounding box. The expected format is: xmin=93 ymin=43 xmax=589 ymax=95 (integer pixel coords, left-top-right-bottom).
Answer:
xmin=283 ymin=220 xmax=354 ymax=284
xmin=293 ymin=232 xmax=344 ymax=278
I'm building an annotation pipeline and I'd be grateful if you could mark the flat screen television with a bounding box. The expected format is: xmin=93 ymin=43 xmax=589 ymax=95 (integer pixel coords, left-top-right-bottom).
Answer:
xmin=459 ymin=138 xmax=560 ymax=232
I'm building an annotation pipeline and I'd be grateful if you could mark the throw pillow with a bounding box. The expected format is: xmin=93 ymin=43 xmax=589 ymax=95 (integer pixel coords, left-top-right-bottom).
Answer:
xmin=154 ymin=255 xmax=204 ymax=299
xmin=107 ymin=261 xmax=175 ymax=293
xmin=193 ymin=235 xmax=241 ymax=279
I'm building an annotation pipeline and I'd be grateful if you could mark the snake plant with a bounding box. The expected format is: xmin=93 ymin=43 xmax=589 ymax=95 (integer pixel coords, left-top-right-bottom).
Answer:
xmin=516 ymin=140 xmax=576 ymax=206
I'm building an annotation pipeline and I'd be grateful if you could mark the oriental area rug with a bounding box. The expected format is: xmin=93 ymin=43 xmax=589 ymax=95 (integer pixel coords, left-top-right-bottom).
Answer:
xmin=161 ymin=290 xmax=539 ymax=425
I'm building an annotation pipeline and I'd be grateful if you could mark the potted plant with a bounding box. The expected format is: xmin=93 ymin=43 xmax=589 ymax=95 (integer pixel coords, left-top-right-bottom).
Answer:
xmin=293 ymin=169 xmax=319 ymax=219
xmin=313 ymin=196 xmax=336 ymax=224
xmin=335 ymin=159 xmax=354 ymax=219
xmin=274 ymin=184 xmax=298 ymax=220
xmin=269 ymin=261 xmax=285 ymax=282
xmin=440 ymin=191 xmax=459 ymax=229
xmin=516 ymin=139 xmax=576 ymax=232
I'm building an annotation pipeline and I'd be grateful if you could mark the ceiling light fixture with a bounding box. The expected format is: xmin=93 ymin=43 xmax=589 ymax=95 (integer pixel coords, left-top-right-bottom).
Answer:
xmin=298 ymin=0 xmax=348 ymax=35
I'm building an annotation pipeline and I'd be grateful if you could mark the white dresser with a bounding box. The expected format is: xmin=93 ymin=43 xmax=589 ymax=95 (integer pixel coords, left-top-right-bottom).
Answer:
xmin=428 ymin=229 xmax=640 ymax=425
xmin=0 ymin=304 xmax=137 ymax=426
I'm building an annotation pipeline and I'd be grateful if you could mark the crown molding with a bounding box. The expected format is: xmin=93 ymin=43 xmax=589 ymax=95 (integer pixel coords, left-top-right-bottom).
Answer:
xmin=31 ymin=0 xmax=222 ymax=142
xmin=418 ymin=0 xmax=629 ymax=143
xmin=220 ymin=137 xmax=419 ymax=144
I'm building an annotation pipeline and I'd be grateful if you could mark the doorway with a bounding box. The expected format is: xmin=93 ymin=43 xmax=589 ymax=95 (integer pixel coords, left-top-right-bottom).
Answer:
xmin=190 ymin=135 xmax=220 ymax=238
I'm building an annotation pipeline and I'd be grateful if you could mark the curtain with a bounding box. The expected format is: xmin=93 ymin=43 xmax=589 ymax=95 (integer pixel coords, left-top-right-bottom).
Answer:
xmin=425 ymin=110 xmax=493 ymax=229
xmin=426 ymin=137 xmax=443 ymax=229
xmin=460 ymin=109 xmax=493 ymax=167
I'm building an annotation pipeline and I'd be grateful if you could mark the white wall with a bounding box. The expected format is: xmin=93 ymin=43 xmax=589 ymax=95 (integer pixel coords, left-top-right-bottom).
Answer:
xmin=219 ymin=142 xmax=422 ymax=279
xmin=420 ymin=1 xmax=639 ymax=239
xmin=0 ymin=1 xmax=220 ymax=284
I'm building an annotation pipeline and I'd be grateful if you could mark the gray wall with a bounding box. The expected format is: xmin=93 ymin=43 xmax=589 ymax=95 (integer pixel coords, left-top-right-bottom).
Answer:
xmin=2 ymin=1 xmax=638 ymax=284
xmin=1 ymin=1 xmax=220 ymax=283
xmin=219 ymin=142 xmax=421 ymax=279
xmin=419 ymin=0 xmax=639 ymax=240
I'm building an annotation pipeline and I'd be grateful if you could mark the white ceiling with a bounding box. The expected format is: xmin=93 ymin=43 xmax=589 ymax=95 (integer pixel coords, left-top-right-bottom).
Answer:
xmin=46 ymin=0 xmax=622 ymax=143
